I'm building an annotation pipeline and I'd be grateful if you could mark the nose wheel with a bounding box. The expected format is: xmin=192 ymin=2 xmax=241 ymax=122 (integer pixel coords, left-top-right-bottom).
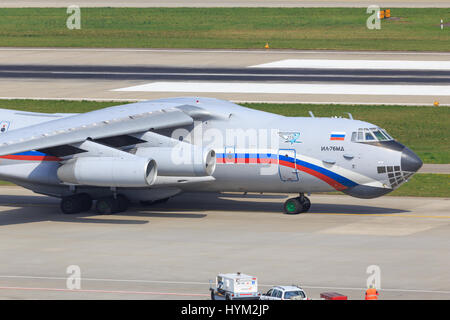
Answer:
xmin=283 ymin=194 xmax=311 ymax=215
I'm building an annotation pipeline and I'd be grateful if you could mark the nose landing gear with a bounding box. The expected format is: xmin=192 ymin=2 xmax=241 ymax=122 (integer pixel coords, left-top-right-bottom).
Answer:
xmin=283 ymin=194 xmax=311 ymax=215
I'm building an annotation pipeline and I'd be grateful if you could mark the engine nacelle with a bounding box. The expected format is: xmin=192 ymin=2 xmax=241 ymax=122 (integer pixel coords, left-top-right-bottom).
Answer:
xmin=135 ymin=145 xmax=216 ymax=177
xmin=57 ymin=157 xmax=157 ymax=187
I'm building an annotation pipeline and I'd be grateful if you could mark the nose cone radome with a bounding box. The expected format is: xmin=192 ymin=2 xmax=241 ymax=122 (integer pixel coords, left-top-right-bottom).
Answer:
xmin=401 ymin=147 xmax=423 ymax=173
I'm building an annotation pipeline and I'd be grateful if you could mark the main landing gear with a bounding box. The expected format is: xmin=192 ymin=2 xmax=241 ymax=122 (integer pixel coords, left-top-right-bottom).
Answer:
xmin=283 ymin=194 xmax=311 ymax=215
xmin=96 ymin=194 xmax=130 ymax=214
xmin=60 ymin=194 xmax=130 ymax=215
xmin=60 ymin=193 xmax=93 ymax=214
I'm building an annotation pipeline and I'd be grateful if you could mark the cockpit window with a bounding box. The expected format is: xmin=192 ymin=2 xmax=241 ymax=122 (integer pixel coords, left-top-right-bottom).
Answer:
xmin=365 ymin=129 xmax=376 ymax=141
xmin=352 ymin=128 xmax=394 ymax=142
xmin=381 ymin=129 xmax=393 ymax=140
xmin=372 ymin=129 xmax=388 ymax=141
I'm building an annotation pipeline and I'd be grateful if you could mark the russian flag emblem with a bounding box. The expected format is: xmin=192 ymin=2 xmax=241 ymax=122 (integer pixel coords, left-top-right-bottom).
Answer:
xmin=330 ymin=132 xmax=345 ymax=141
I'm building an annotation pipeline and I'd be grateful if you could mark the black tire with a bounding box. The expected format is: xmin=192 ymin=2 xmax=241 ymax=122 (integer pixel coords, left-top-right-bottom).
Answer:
xmin=301 ymin=196 xmax=311 ymax=212
xmin=211 ymin=291 xmax=215 ymax=300
xmin=60 ymin=196 xmax=81 ymax=214
xmin=116 ymin=194 xmax=130 ymax=212
xmin=225 ymin=293 xmax=231 ymax=300
xmin=78 ymin=193 xmax=93 ymax=212
xmin=283 ymin=198 xmax=304 ymax=215
xmin=96 ymin=197 xmax=118 ymax=215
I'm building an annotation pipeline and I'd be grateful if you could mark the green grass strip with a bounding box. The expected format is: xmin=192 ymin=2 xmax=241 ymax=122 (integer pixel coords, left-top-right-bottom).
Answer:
xmin=0 ymin=8 xmax=448 ymax=51
xmin=389 ymin=173 xmax=449 ymax=197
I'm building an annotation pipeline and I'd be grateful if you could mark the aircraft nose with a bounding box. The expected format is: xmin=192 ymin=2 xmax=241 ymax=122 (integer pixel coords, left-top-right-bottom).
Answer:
xmin=401 ymin=147 xmax=423 ymax=172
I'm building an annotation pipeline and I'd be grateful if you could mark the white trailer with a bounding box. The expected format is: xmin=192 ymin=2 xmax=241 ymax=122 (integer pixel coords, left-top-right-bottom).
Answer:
xmin=210 ymin=272 xmax=260 ymax=300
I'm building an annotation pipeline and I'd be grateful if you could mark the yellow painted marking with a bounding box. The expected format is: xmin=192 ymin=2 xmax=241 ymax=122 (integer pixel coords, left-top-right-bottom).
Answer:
xmin=309 ymin=212 xmax=450 ymax=219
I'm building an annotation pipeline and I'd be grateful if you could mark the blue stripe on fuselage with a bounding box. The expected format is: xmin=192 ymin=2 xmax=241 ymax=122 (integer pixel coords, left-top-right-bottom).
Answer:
xmin=217 ymin=152 xmax=358 ymax=188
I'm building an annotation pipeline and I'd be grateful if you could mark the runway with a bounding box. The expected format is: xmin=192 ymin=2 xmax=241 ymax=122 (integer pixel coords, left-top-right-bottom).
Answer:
xmin=0 ymin=48 xmax=449 ymax=105
xmin=2 ymin=65 xmax=449 ymax=84
xmin=0 ymin=186 xmax=448 ymax=300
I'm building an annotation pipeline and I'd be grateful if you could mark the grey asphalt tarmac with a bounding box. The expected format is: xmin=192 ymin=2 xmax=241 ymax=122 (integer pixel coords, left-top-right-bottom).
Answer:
xmin=2 ymin=64 xmax=448 ymax=84
xmin=419 ymin=164 xmax=450 ymax=174
xmin=0 ymin=48 xmax=449 ymax=105
xmin=0 ymin=186 xmax=448 ymax=300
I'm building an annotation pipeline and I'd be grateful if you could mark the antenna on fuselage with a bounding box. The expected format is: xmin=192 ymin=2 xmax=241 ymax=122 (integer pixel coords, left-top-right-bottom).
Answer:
xmin=308 ymin=111 xmax=315 ymax=117
xmin=347 ymin=113 xmax=354 ymax=120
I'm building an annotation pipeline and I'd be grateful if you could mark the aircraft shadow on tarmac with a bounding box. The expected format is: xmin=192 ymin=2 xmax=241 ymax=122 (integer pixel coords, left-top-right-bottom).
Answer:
xmin=0 ymin=193 xmax=409 ymax=226
xmin=154 ymin=193 xmax=409 ymax=215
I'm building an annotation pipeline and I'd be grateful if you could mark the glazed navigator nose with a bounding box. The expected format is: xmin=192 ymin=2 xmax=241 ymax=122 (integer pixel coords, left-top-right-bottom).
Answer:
xmin=401 ymin=147 xmax=423 ymax=172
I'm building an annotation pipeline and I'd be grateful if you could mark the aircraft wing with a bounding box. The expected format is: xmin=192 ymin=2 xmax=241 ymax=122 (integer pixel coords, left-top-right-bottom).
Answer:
xmin=0 ymin=107 xmax=194 ymax=157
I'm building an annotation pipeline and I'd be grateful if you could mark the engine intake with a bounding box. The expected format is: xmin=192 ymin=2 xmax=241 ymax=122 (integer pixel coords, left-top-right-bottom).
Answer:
xmin=57 ymin=157 xmax=157 ymax=187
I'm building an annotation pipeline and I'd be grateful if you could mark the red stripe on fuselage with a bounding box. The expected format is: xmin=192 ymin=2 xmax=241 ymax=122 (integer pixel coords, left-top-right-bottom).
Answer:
xmin=0 ymin=155 xmax=61 ymax=161
xmin=217 ymin=156 xmax=348 ymax=191
xmin=295 ymin=164 xmax=347 ymax=191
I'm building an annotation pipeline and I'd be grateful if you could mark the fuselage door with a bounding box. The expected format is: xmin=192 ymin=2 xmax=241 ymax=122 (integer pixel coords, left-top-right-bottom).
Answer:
xmin=278 ymin=149 xmax=299 ymax=182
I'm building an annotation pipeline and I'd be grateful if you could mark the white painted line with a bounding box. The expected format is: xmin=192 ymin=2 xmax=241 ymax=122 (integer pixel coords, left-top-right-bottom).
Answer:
xmin=113 ymin=82 xmax=450 ymax=96
xmin=0 ymin=286 xmax=209 ymax=297
xmin=250 ymin=59 xmax=450 ymax=70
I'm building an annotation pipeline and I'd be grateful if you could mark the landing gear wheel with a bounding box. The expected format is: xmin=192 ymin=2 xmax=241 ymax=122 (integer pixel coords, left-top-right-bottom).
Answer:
xmin=283 ymin=198 xmax=303 ymax=215
xmin=299 ymin=196 xmax=311 ymax=213
xmin=60 ymin=196 xmax=81 ymax=214
xmin=78 ymin=193 xmax=93 ymax=212
xmin=96 ymin=195 xmax=130 ymax=214
xmin=96 ymin=197 xmax=119 ymax=215
xmin=60 ymin=194 xmax=93 ymax=214
xmin=116 ymin=194 xmax=130 ymax=212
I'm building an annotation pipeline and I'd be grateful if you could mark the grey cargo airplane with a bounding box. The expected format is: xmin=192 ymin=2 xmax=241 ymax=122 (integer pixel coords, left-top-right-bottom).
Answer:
xmin=0 ymin=97 xmax=422 ymax=215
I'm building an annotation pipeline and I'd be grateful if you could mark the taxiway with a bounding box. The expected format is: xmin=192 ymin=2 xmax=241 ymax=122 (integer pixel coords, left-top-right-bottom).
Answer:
xmin=0 ymin=186 xmax=448 ymax=300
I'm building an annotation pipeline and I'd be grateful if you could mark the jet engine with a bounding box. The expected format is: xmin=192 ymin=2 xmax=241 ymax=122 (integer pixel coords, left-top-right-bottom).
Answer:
xmin=135 ymin=145 xmax=216 ymax=177
xmin=57 ymin=157 xmax=157 ymax=187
